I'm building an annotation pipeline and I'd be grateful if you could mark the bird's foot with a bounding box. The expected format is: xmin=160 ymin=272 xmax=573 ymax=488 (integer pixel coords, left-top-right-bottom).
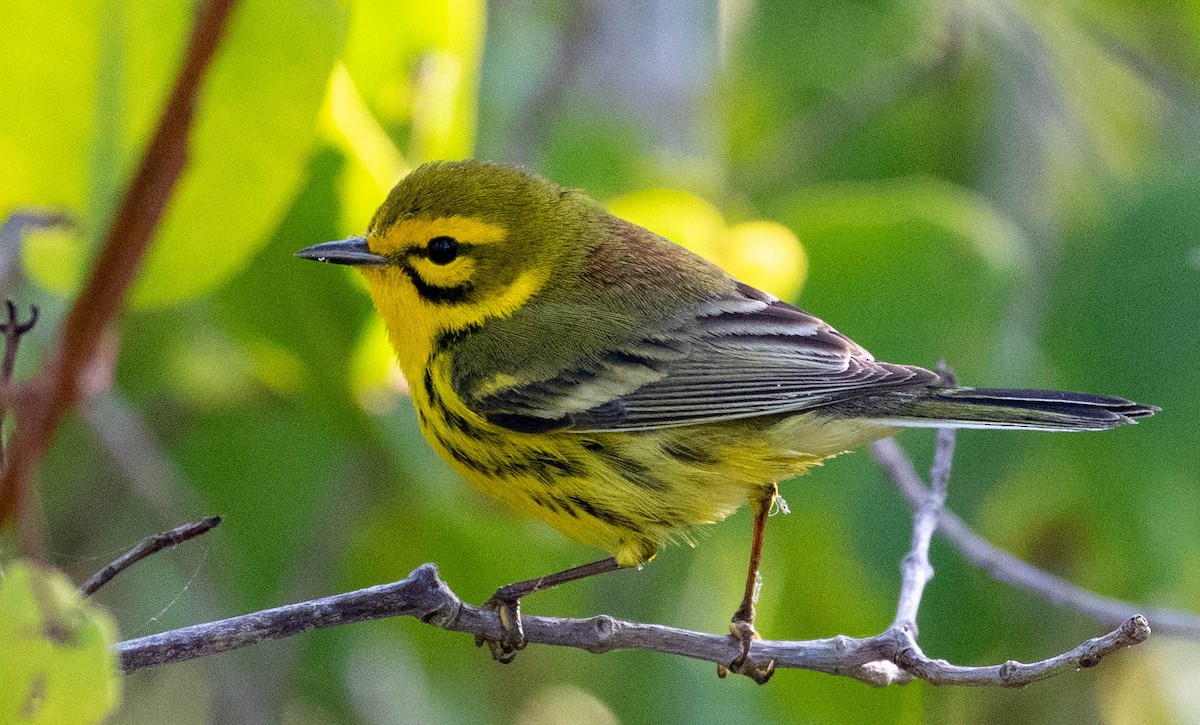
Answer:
xmin=474 ymin=590 xmax=526 ymax=664
xmin=716 ymin=618 xmax=776 ymax=684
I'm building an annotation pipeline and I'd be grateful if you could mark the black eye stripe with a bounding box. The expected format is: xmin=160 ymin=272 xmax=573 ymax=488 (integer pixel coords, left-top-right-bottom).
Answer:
xmin=398 ymin=261 xmax=472 ymax=304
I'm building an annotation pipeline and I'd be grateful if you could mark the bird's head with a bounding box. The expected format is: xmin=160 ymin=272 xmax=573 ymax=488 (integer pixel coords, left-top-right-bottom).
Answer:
xmin=297 ymin=161 xmax=600 ymax=368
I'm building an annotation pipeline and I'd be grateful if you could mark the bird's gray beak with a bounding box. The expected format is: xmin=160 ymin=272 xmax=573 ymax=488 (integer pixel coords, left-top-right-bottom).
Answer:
xmin=295 ymin=236 xmax=388 ymax=266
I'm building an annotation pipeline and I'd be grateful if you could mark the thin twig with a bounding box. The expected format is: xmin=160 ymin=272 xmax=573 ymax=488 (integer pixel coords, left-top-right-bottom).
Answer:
xmin=80 ymin=516 xmax=222 ymax=597
xmin=937 ymin=510 xmax=1200 ymax=637
xmin=0 ymin=301 xmax=39 ymax=470
xmin=892 ymin=427 xmax=956 ymax=634
xmin=115 ymin=563 xmax=1149 ymax=687
xmin=0 ymin=0 xmax=239 ymax=538
xmin=0 ymin=301 xmax=39 ymax=391
xmin=888 ymin=614 xmax=1149 ymax=687
xmin=871 ymin=438 xmax=1200 ymax=638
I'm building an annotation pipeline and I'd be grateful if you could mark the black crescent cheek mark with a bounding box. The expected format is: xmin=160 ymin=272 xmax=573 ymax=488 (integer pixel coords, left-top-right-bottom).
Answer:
xmin=399 ymin=261 xmax=473 ymax=304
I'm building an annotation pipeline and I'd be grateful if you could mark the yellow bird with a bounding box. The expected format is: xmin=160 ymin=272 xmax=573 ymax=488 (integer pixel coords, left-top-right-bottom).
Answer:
xmin=298 ymin=160 xmax=1156 ymax=683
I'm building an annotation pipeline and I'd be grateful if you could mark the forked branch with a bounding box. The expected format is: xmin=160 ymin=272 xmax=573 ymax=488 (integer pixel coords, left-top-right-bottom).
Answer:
xmin=115 ymin=561 xmax=1149 ymax=686
xmin=112 ymin=431 xmax=1175 ymax=686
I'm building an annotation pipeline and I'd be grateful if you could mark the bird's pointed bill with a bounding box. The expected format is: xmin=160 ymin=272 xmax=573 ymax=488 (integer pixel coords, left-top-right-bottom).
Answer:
xmin=295 ymin=237 xmax=388 ymax=266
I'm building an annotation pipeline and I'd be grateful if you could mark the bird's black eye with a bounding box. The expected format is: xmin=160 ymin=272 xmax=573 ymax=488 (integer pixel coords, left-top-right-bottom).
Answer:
xmin=427 ymin=236 xmax=459 ymax=265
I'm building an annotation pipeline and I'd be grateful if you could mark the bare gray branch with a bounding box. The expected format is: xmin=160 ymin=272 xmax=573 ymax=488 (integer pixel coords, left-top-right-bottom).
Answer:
xmin=115 ymin=562 xmax=1148 ymax=687
xmin=871 ymin=437 xmax=1200 ymax=638
xmin=110 ymin=434 xmax=1190 ymax=686
xmin=892 ymin=426 xmax=956 ymax=634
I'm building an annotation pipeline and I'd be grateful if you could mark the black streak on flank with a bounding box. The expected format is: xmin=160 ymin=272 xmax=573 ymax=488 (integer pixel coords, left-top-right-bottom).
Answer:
xmin=423 ymin=368 xmax=437 ymax=402
xmin=556 ymin=495 xmax=579 ymax=517
xmin=443 ymin=407 xmax=493 ymax=442
xmin=423 ymin=367 xmax=497 ymax=443
xmin=530 ymin=451 xmax=584 ymax=478
xmin=529 ymin=492 xmax=584 ymax=519
xmin=567 ymin=495 xmax=640 ymax=531
xmin=594 ymin=446 xmax=668 ymax=491
xmin=433 ymin=427 xmax=583 ymax=487
xmin=529 ymin=492 xmax=557 ymax=514
xmin=432 ymin=324 xmax=481 ymax=357
xmin=662 ymin=440 xmax=720 ymax=466
xmin=434 ymin=430 xmax=490 ymax=475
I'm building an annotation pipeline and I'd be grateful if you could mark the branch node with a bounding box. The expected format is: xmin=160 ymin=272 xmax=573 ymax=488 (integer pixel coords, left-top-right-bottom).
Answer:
xmin=410 ymin=563 xmax=463 ymax=627
xmin=1122 ymin=614 xmax=1151 ymax=643
xmin=999 ymin=659 xmax=1024 ymax=686
xmin=852 ymin=660 xmax=910 ymax=687
xmin=590 ymin=614 xmax=618 ymax=648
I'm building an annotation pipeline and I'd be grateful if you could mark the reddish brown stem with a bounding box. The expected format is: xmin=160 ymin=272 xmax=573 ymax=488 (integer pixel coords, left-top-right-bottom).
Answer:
xmin=0 ymin=0 xmax=239 ymax=539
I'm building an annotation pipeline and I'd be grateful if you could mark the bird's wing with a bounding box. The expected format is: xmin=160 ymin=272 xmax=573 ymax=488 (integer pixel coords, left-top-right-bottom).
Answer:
xmin=464 ymin=283 xmax=939 ymax=433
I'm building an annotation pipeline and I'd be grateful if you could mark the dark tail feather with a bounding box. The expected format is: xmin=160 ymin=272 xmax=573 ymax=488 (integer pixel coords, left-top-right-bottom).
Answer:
xmin=864 ymin=387 xmax=1159 ymax=431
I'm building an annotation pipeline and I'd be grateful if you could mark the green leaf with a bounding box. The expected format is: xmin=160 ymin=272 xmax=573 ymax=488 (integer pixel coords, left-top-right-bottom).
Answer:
xmin=0 ymin=561 xmax=120 ymax=724
xmin=341 ymin=0 xmax=487 ymax=162
xmin=129 ymin=0 xmax=347 ymax=307
xmin=20 ymin=228 xmax=88 ymax=297
xmin=5 ymin=0 xmax=347 ymax=309
xmin=0 ymin=1 xmax=186 ymax=218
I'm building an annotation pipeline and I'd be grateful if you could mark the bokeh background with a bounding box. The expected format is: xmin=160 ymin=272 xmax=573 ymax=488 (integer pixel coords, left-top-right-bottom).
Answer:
xmin=3 ymin=0 xmax=1200 ymax=722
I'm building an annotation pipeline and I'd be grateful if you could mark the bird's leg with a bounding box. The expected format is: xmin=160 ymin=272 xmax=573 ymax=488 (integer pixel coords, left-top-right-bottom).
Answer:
xmin=718 ymin=483 xmax=778 ymax=685
xmin=477 ymin=556 xmax=621 ymax=663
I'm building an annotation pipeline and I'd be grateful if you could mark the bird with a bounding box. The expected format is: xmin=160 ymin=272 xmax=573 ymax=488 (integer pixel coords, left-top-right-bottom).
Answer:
xmin=297 ymin=160 xmax=1157 ymax=683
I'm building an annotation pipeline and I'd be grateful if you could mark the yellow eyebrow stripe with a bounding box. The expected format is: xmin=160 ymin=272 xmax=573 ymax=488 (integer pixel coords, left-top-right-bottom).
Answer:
xmin=375 ymin=215 xmax=508 ymax=254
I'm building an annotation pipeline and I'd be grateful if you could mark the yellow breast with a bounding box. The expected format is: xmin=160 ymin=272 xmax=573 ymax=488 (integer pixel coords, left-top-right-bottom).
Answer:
xmin=408 ymin=355 xmax=851 ymax=566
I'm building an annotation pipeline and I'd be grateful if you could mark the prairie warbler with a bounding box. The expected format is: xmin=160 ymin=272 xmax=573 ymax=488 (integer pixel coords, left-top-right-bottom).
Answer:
xmin=298 ymin=161 xmax=1156 ymax=683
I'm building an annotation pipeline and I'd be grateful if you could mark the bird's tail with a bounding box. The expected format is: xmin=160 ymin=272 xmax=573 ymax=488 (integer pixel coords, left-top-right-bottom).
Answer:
xmin=854 ymin=387 xmax=1159 ymax=431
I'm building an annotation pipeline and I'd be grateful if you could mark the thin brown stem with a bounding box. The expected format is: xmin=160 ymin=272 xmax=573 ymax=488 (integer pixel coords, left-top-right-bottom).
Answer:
xmin=0 ymin=0 xmax=239 ymax=536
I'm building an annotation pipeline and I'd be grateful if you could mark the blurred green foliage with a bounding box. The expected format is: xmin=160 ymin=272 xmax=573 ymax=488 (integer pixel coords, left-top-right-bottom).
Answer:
xmin=2 ymin=0 xmax=1199 ymax=723
xmin=0 ymin=561 xmax=120 ymax=724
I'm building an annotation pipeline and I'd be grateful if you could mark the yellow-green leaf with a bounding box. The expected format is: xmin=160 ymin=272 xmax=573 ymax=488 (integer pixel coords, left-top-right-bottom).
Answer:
xmin=606 ymin=188 xmax=727 ymax=261
xmin=724 ymin=220 xmax=807 ymax=300
xmin=341 ymin=0 xmax=486 ymax=162
xmin=128 ymin=0 xmax=347 ymax=308
xmin=7 ymin=0 xmax=347 ymax=309
xmin=0 ymin=561 xmax=120 ymax=724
